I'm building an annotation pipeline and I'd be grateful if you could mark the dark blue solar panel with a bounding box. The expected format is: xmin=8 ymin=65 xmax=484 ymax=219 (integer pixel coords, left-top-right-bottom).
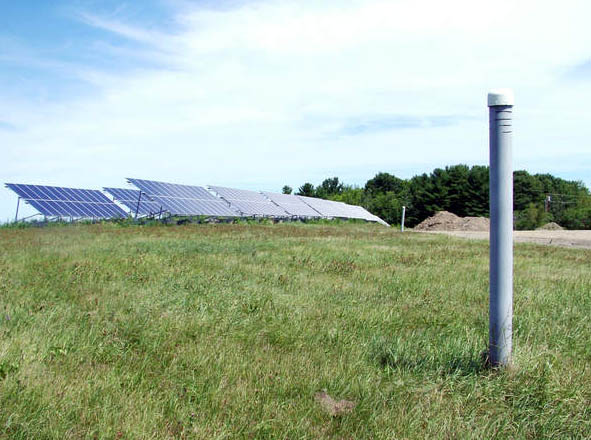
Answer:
xmin=103 ymin=188 xmax=141 ymax=201
xmin=128 ymin=178 xmax=239 ymax=217
xmin=27 ymin=199 xmax=56 ymax=216
xmin=103 ymin=187 xmax=164 ymax=216
xmin=5 ymin=183 xmax=128 ymax=218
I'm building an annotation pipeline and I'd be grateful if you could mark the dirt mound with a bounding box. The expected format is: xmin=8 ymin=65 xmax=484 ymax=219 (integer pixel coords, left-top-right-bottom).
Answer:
xmin=415 ymin=211 xmax=490 ymax=232
xmin=536 ymin=222 xmax=564 ymax=231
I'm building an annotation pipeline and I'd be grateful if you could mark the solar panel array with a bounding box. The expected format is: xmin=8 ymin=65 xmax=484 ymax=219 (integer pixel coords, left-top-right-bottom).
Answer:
xmin=103 ymin=188 xmax=163 ymax=216
xmin=5 ymin=179 xmax=389 ymax=225
xmin=128 ymin=179 xmax=239 ymax=217
xmin=5 ymin=183 xmax=127 ymax=218
xmin=209 ymin=186 xmax=290 ymax=217
xmin=261 ymin=191 xmax=322 ymax=217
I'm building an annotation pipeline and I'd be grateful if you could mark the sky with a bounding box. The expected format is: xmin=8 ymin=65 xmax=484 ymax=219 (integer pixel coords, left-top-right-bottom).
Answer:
xmin=1 ymin=0 xmax=590 ymax=222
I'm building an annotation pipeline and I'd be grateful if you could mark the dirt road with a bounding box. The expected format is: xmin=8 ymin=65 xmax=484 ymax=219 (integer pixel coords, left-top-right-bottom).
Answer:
xmin=421 ymin=230 xmax=591 ymax=250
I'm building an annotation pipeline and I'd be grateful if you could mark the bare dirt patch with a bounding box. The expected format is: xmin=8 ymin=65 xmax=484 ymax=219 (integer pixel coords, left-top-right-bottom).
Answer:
xmin=315 ymin=391 xmax=356 ymax=417
xmin=420 ymin=230 xmax=591 ymax=249
xmin=412 ymin=211 xmax=590 ymax=249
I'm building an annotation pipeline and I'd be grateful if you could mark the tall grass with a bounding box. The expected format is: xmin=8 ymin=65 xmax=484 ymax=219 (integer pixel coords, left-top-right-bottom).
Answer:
xmin=1 ymin=223 xmax=590 ymax=438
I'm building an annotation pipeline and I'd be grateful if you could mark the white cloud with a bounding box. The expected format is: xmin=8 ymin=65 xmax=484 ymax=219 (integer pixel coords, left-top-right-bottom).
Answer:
xmin=2 ymin=0 xmax=591 ymax=221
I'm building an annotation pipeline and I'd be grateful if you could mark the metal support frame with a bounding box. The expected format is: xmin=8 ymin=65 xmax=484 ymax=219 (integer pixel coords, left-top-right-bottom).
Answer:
xmin=135 ymin=191 xmax=143 ymax=220
xmin=14 ymin=197 xmax=20 ymax=222
xmin=488 ymin=89 xmax=514 ymax=367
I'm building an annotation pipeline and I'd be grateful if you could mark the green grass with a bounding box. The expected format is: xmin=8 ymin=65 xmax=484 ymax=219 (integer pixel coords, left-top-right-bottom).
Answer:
xmin=1 ymin=222 xmax=590 ymax=439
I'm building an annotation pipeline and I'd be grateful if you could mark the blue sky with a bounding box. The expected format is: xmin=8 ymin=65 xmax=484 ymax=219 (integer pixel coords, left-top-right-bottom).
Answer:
xmin=1 ymin=0 xmax=590 ymax=221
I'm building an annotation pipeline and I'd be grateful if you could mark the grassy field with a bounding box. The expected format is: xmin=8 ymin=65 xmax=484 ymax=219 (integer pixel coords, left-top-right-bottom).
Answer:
xmin=1 ymin=222 xmax=590 ymax=439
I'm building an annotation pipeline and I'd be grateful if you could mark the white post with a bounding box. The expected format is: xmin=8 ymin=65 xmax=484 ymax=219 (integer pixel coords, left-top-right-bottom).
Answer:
xmin=401 ymin=206 xmax=406 ymax=232
xmin=488 ymin=89 xmax=514 ymax=367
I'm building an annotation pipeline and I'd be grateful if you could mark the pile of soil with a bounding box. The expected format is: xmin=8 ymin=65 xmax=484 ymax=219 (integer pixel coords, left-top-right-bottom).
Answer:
xmin=414 ymin=211 xmax=490 ymax=231
xmin=536 ymin=222 xmax=564 ymax=231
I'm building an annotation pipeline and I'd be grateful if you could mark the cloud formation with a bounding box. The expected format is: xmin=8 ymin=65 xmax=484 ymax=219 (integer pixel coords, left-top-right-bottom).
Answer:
xmin=1 ymin=0 xmax=591 ymax=221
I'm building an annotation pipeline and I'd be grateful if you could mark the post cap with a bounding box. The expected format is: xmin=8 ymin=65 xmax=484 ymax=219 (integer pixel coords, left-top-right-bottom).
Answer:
xmin=488 ymin=89 xmax=514 ymax=106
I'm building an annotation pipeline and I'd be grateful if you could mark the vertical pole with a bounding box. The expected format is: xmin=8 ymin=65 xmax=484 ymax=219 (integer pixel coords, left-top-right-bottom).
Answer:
xmin=14 ymin=197 xmax=20 ymax=223
xmin=544 ymin=196 xmax=548 ymax=212
xmin=135 ymin=192 xmax=142 ymax=220
xmin=401 ymin=206 xmax=406 ymax=232
xmin=488 ymin=89 xmax=514 ymax=367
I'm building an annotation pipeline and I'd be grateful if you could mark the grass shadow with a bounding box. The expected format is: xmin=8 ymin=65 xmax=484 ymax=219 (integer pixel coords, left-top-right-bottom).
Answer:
xmin=370 ymin=333 xmax=489 ymax=377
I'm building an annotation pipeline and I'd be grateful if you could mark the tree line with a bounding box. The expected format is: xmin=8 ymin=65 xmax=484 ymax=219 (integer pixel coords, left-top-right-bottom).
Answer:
xmin=283 ymin=164 xmax=591 ymax=229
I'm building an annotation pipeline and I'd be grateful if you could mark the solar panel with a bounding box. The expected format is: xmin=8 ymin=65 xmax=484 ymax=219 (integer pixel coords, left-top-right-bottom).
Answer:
xmin=261 ymin=191 xmax=322 ymax=217
xmin=103 ymin=188 xmax=163 ymax=216
xmin=5 ymin=183 xmax=128 ymax=218
xmin=209 ymin=186 xmax=290 ymax=217
xmin=338 ymin=203 xmax=389 ymax=226
xmin=296 ymin=195 xmax=353 ymax=218
xmin=128 ymin=178 xmax=239 ymax=217
xmin=297 ymin=196 xmax=388 ymax=224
